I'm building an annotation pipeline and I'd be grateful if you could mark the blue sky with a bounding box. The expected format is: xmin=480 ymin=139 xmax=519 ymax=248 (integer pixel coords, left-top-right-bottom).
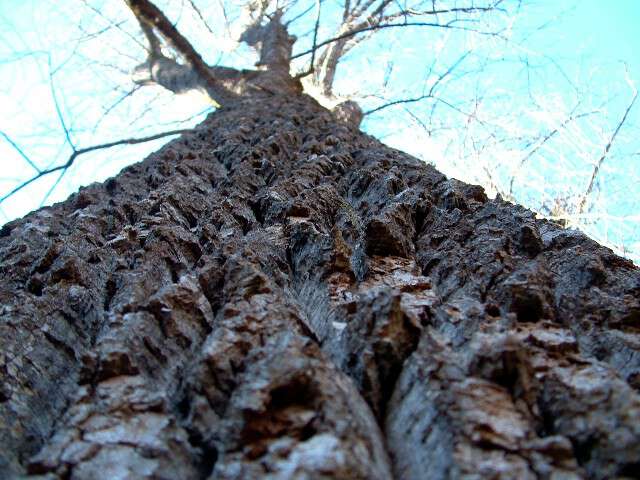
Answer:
xmin=556 ymin=1 xmax=639 ymax=66
xmin=0 ymin=0 xmax=639 ymax=262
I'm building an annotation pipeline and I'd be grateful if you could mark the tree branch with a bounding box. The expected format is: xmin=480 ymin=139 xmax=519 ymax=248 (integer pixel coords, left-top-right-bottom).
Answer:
xmin=364 ymin=51 xmax=471 ymax=115
xmin=48 ymin=57 xmax=75 ymax=151
xmin=292 ymin=20 xmax=506 ymax=60
xmin=0 ymin=131 xmax=40 ymax=173
xmin=125 ymin=0 xmax=235 ymax=104
xmin=509 ymin=109 xmax=598 ymax=196
xmin=1 ymin=129 xmax=191 ymax=204
xmin=136 ymin=15 xmax=161 ymax=56
xmin=187 ymin=0 xmax=217 ymax=37
xmin=296 ymin=0 xmax=321 ymax=79
xmin=577 ymin=78 xmax=638 ymax=214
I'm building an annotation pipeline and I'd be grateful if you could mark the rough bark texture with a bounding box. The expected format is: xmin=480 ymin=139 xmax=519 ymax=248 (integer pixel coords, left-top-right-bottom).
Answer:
xmin=1 ymin=92 xmax=639 ymax=479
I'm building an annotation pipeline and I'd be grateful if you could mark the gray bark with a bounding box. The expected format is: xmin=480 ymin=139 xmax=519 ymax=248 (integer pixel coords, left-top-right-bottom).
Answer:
xmin=1 ymin=91 xmax=639 ymax=479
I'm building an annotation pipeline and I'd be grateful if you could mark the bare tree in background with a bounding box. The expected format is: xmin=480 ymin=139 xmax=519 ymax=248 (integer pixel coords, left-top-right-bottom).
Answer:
xmin=1 ymin=1 xmax=640 ymax=478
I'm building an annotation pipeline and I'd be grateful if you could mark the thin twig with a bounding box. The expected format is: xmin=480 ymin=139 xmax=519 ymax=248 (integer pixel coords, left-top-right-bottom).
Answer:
xmin=577 ymin=77 xmax=638 ymax=214
xmin=0 ymin=131 xmax=40 ymax=173
xmin=92 ymin=86 xmax=142 ymax=134
xmin=364 ymin=51 xmax=471 ymax=115
xmin=509 ymin=110 xmax=598 ymax=196
xmin=80 ymin=0 xmax=147 ymax=51
xmin=187 ymin=0 xmax=216 ymax=37
xmin=292 ymin=20 xmax=505 ymax=60
xmin=295 ymin=0 xmax=322 ymax=79
xmin=48 ymin=57 xmax=75 ymax=151
xmin=286 ymin=1 xmax=318 ymax=26
xmin=40 ymin=168 xmax=68 ymax=207
xmin=364 ymin=93 xmax=434 ymax=116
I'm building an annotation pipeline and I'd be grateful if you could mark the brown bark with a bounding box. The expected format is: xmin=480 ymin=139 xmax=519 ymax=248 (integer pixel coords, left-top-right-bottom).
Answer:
xmin=1 ymin=91 xmax=639 ymax=479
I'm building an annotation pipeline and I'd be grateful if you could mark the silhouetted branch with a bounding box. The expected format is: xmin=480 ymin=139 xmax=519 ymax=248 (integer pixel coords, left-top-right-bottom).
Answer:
xmin=292 ymin=19 xmax=506 ymax=60
xmin=286 ymin=2 xmax=319 ymax=26
xmin=40 ymin=168 xmax=68 ymax=207
xmin=48 ymin=58 xmax=75 ymax=150
xmin=0 ymin=131 xmax=40 ymax=173
xmin=364 ymin=51 xmax=471 ymax=115
xmin=80 ymin=0 xmax=147 ymax=51
xmin=295 ymin=0 xmax=321 ymax=79
xmin=187 ymin=0 xmax=217 ymax=37
xmin=1 ymin=129 xmax=190 ymax=204
xmin=92 ymin=86 xmax=142 ymax=134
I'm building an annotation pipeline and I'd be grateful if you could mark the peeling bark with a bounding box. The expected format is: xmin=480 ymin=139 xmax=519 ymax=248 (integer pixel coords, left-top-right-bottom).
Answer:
xmin=1 ymin=92 xmax=639 ymax=479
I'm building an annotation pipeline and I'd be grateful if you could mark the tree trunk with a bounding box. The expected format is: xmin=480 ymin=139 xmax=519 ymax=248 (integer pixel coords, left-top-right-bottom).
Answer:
xmin=1 ymin=91 xmax=639 ymax=479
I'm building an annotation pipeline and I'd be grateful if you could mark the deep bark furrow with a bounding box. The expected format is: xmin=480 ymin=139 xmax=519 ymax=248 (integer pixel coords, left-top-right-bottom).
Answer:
xmin=1 ymin=93 xmax=639 ymax=479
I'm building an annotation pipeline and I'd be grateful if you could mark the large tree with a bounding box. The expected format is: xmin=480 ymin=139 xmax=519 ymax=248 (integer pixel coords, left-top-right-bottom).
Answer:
xmin=1 ymin=1 xmax=639 ymax=478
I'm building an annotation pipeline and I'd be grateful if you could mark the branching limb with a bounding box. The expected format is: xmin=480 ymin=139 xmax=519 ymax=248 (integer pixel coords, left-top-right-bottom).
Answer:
xmin=293 ymin=19 xmax=506 ymax=61
xmin=125 ymin=0 xmax=236 ymax=104
xmin=1 ymin=129 xmax=190 ymax=204
xmin=239 ymin=8 xmax=296 ymax=75
xmin=300 ymin=0 xmax=507 ymax=97
xmin=80 ymin=0 xmax=147 ymax=51
xmin=136 ymin=14 xmax=161 ymax=57
xmin=364 ymin=51 xmax=471 ymax=115
xmin=286 ymin=2 xmax=319 ymax=27
xmin=126 ymin=0 xmax=211 ymax=75
xmin=92 ymin=86 xmax=142 ymax=134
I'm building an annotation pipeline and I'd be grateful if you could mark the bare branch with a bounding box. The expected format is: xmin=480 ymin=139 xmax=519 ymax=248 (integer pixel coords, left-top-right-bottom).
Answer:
xmin=136 ymin=15 xmax=161 ymax=56
xmin=1 ymin=129 xmax=191 ymax=204
xmin=308 ymin=0 xmax=322 ymax=72
xmin=364 ymin=51 xmax=471 ymax=115
xmin=80 ymin=0 xmax=147 ymax=51
xmin=239 ymin=9 xmax=295 ymax=75
xmin=295 ymin=0 xmax=321 ymax=79
xmin=126 ymin=0 xmax=209 ymax=67
xmin=392 ymin=2 xmax=506 ymax=17
xmin=292 ymin=20 xmax=506 ymax=60
xmin=509 ymin=109 xmax=598 ymax=196
xmin=364 ymin=92 xmax=434 ymax=116
xmin=187 ymin=0 xmax=217 ymax=37
xmin=125 ymin=0 xmax=234 ymax=104
xmin=72 ymin=21 xmax=127 ymax=44
xmin=286 ymin=2 xmax=318 ymax=26
xmin=48 ymin=58 xmax=75 ymax=151
xmin=92 ymin=86 xmax=142 ymax=134
xmin=0 ymin=131 xmax=40 ymax=173
xmin=342 ymin=0 xmax=352 ymax=22
xmin=40 ymin=168 xmax=68 ymax=207
xmin=577 ymin=76 xmax=638 ymax=214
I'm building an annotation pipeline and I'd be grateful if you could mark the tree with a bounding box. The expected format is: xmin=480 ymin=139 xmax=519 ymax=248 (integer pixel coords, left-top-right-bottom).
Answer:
xmin=2 ymin=1 xmax=638 ymax=260
xmin=1 ymin=1 xmax=639 ymax=478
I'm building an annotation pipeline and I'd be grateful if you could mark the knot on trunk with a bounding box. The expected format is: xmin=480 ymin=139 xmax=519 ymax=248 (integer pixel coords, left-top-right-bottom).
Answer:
xmin=332 ymin=101 xmax=363 ymax=128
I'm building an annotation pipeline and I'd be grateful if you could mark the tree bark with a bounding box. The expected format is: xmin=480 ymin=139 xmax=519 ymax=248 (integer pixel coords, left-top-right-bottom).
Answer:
xmin=1 ymin=91 xmax=639 ymax=479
